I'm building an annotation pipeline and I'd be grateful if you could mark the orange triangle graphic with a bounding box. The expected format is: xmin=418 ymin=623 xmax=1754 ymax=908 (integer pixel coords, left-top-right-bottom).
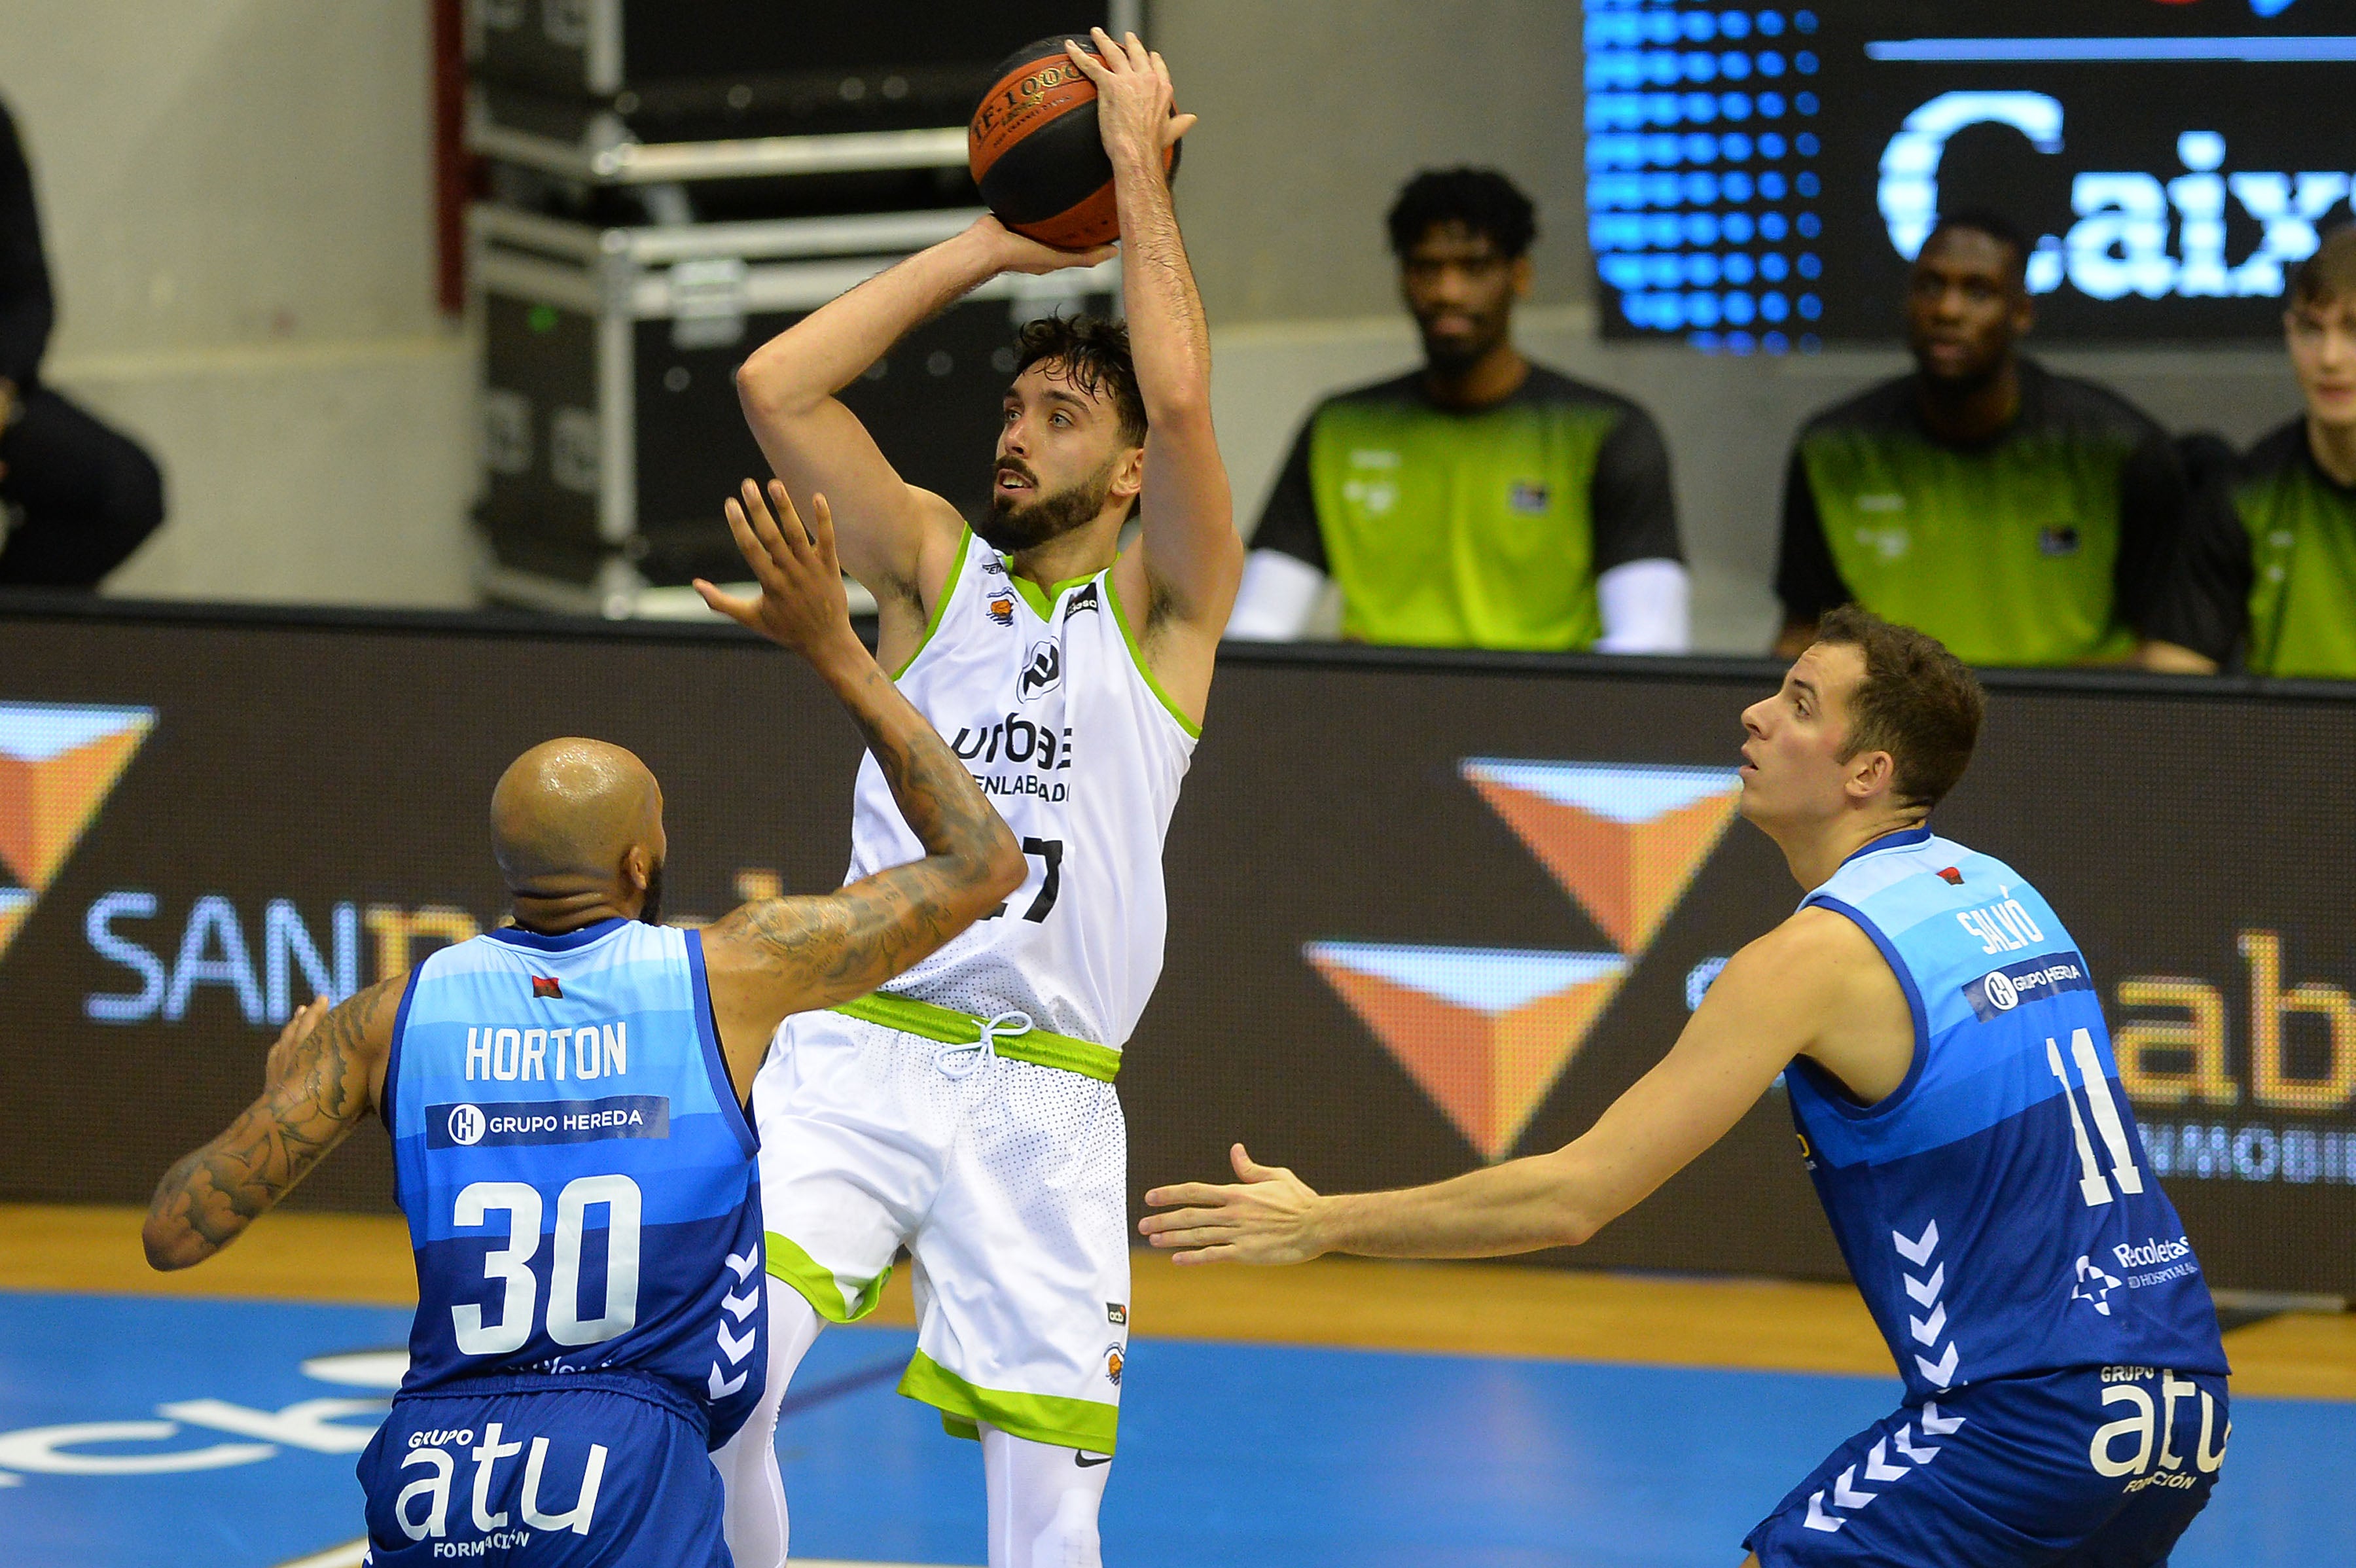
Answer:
xmin=1463 ymin=761 xmax=1741 ymax=954
xmin=1307 ymin=944 xmax=1628 ymax=1162
xmin=0 ymin=706 xmax=154 ymax=894
xmin=0 ymin=703 xmax=156 ymax=967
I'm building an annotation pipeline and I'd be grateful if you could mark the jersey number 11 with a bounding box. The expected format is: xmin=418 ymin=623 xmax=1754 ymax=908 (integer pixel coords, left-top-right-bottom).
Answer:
xmin=2047 ymin=1029 xmax=2145 ymax=1207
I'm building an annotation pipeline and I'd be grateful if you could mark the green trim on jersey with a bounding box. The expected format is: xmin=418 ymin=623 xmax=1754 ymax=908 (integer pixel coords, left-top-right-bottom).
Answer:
xmin=899 ymin=1349 xmax=1121 ymax=1453
xmin=832 ymin=991 xmax=1123 ymax=1081
xmin=892 ymin=527 xmax=973 ymax=681
xmin=1306 ymin=394 xmax=1620 ymax=649
xmin=1800 ymin=427 xmax=2137 ymax=666
xmin=2236 ymin=446 xmax=2356 ymax=677
xmin=1103 ymin=568 xmax=1204 ymax=739
xmin=1003 ymin=559 xmax=1100 ymax=624
xmin=765 ymin=1230 xmax=893 ymax=1323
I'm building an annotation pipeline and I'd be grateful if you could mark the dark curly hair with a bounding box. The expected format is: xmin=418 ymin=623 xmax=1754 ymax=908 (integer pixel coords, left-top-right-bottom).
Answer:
xmin=1386 ymin=168 xmax=1538 ymax=260
xmin=1010 ymin=315 xmax=1146 ymax=447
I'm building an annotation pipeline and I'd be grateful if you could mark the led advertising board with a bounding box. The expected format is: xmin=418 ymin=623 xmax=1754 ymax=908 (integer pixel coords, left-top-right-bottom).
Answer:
xmin=2 ymin=609 xmax=2353 ymax=1295
xmin=1585 ymin=0 xmax=2356 ymax=348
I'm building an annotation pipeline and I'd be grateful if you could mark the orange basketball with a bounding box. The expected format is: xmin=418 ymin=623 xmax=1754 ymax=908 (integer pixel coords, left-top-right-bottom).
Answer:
xmin=968 ymin=35 xmax=1180 ymax=252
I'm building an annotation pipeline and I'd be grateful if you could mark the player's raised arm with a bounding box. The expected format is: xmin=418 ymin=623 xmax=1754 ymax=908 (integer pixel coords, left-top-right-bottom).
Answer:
xmin=734 ymin=206 xmax=1111 ymax=655
xmin=1071 ymin=35 xmax=1243 ymax=666
xmin=1141 ymin=912 xmax=1882 ymax=1263
xmin=693 ymin=481 xmax=1025 ymax=1080
xmin=143 ymin=976 xmax=407 ymax=1270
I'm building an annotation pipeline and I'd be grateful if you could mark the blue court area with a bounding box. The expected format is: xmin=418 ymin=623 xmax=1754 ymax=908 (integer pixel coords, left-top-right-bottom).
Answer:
xmin=1 ymin=1290 xmax=2347 ymax=1567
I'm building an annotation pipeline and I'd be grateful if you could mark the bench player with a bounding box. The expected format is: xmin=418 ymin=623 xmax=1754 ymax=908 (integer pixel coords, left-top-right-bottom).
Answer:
xmin=716 ymin=30 xmax=1240 ymax=1568
xmin=143 ymin=486 xmax=1024 ymax=1565
xmin=1144 ymin=605 xmax=2231 ymax=1566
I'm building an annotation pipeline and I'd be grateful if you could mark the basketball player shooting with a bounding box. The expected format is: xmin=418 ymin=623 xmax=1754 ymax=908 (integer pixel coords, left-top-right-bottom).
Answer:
xmin=1143 ymin=609 xmax=2232 ymax=1567
xmin=717 ymin=29 xmax=1239 ymax=1568
xmin=141 ymin=486 xmax=1025 ymax=1567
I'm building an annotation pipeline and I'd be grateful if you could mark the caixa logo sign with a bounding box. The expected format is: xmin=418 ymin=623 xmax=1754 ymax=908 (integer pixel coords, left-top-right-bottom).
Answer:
xmin=1878 ymin=91 xmax=2349 ymax=301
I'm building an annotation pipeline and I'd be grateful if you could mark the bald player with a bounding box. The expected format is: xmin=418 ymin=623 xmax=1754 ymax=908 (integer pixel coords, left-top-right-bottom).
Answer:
xmin=143 ymin=484 xmax=1022 ymax=1567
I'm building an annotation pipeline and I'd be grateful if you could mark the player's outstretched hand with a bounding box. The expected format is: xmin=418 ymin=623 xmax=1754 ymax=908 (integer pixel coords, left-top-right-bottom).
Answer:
xmin=1065 ymin=28 xmax=1194 ymax=168
xmin=696 ymin=480 xmax=861 ymax=663
xmin=966 ymin=213 xmax=1116 ymax=275
xmin=1138 ymin=1143 xmax=1325 ymax=1266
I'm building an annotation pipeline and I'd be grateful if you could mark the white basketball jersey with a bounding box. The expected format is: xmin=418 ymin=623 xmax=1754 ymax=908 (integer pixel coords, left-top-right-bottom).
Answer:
xmin=842 ymin=529 xmax=1198 ymax=1050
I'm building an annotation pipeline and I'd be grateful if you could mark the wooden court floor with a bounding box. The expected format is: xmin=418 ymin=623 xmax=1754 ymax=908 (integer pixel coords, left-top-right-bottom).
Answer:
xmin=7 ymin=1202 xmax=2350 ymax=1399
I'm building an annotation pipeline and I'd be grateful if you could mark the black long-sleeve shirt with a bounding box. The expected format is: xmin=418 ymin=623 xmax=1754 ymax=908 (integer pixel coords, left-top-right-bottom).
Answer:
xmin=0 ymin=99 xmax=55 ymax=391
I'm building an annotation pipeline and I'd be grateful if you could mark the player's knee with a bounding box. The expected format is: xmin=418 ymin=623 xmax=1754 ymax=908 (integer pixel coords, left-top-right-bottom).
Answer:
xmin=1027 ymin=1486 xmax=1102 ymax=1568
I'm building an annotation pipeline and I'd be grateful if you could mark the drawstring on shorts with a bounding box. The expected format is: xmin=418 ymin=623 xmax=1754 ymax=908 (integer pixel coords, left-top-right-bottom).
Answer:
xmin=935 ymin=1010 xmax=1035 ymax=1080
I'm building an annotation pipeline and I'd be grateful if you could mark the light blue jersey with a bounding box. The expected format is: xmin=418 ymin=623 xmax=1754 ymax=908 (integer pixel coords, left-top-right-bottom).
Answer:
xmin=1789 ymin=827 xmax=2226 ymax=1401
xmin=385 ymin=918 xmax=765 ymax=1447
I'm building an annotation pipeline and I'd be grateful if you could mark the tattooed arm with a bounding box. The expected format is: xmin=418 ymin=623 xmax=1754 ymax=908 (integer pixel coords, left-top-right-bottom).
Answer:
xmin=143 ymin=974 xmax=407 ymax=1270
xmin=694 ymin=480 xmax=1025 ymax=1094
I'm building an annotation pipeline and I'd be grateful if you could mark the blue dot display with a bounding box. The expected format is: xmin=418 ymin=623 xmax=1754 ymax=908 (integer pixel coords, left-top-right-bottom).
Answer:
xmin=1584 ymin=0 xmax=1825 ymax=351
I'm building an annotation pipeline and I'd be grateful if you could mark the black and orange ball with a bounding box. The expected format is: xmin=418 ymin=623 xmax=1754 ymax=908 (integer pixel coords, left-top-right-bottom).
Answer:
xmin=969 ymin=35 xmax=1179 ymax=252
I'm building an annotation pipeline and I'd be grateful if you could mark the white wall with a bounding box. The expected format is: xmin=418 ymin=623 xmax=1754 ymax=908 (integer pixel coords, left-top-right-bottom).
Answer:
xmin=0 ymin=2 xmax=2311 ymax=630
xmin=0 ymin=0 xmax=476 ymax=605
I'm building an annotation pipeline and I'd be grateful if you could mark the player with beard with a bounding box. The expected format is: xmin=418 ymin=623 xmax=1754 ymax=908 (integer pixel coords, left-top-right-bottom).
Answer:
xmin=713 ymin=31 xmax=1239 ymax=1568
xmin=1772 ymin=211 xmax=2191 ymax=668
xmin=1226 ymin=166 xmax=1687 ymax=651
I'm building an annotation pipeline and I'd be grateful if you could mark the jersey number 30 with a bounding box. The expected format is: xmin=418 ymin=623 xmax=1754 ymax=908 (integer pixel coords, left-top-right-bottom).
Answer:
xmin=2047 ymin=1029 xmax=2145 ymax=1207
xmin=451 ymin=1175 xmax=643 ymax=1355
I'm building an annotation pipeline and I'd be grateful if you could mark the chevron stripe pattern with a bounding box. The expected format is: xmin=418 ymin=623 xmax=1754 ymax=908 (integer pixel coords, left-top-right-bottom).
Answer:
xmin=1893 ymin=1218 xmax=1962 ymax=1390
xmin=707 ymin=1247 xmax=760 ymax=1401
xmin=1802 ymin=1399 xmax=1968 ymax=1534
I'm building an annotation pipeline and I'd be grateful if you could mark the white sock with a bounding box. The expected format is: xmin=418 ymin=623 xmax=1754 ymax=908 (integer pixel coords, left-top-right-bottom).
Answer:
xmin=712 ymin=1277 xmax=823 ymax=1568
xmin=982 ymin=1422 xmax=1111 ymax=1568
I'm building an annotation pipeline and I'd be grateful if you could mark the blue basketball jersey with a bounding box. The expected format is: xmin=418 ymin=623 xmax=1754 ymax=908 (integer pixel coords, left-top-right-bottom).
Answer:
xmin=385 ymin=918 xmax=766 ymax=1447
xmin=1789 ymin=827 xmax=2226 ymax=1400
